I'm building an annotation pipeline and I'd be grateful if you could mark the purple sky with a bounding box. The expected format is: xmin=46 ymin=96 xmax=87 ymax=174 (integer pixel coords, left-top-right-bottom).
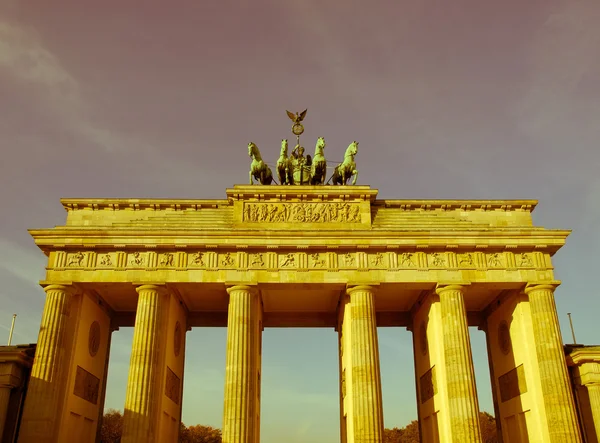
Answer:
xmin=1 ymin=1 xmax=599 ymax=441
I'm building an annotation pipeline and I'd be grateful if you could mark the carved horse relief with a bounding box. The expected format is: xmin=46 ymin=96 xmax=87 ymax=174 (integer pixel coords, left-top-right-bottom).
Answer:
xmin=248 ymin=142 xmax=273 ymax=185
xmin=330 ymin=141 xmax=359 ymax=185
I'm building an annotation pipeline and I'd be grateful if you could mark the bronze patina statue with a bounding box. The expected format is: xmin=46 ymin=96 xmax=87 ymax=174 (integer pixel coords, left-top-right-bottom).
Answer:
xmin=248 ymin=142 xmax=273 ymax=185
xmin=330 ymin=141 xmax=358 ymax=185
xmin=245 ymin=110 xmax=359 ymax=186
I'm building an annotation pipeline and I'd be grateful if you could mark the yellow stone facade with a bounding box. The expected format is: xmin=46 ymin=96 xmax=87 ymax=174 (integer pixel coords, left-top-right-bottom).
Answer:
xmin=566 ymin=345 xmax=600 ymax=443
xmin=14 ymin=184 xmax=595 ymax=442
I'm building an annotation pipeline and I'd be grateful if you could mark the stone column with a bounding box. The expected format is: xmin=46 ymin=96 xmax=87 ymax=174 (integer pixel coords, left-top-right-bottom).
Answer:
xmin=588 ymin=385 xmax=600 ymax=440
xmin=525 ymin=283 xmax=582 ymax=442
xmin=436 ymin=284 xmax=482 ymax=442
xmin=19 ymin=284 xmax=73 ymax=442
xmin=122 ymin=284 xmax=167 ymax=443
xmin=222 ymin=285 xmax=261 ymax=443
xmin=0 ymin=386 xmax=11 ymax=439
xmin=347 ymin=285 xmax=384 ymax=443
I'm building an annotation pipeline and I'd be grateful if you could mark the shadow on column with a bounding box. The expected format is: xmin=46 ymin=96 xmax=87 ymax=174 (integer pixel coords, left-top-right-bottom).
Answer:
xmin=484 ymin=292 xmax=531 ymax=443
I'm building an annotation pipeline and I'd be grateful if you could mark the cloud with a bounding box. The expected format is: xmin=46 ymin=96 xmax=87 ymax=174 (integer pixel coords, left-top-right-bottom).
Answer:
xmin=0 ymin=238 xmax=47 ymax=288
xmin=0 ymin=20 xmax=224 ymax=187
xmin=0 ymin=23 xmax=79 ymax=93
xmin=0 ymin=21 xmax=125 ymax=154
xmin=516 ymin=1 xmax=600 ymax=144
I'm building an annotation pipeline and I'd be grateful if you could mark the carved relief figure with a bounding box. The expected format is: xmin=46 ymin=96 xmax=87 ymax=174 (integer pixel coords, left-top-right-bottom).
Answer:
xmin=160 ymin=253 xmax=174 ymax=267
xmin=248 ymin=142 xmax=273 ymax=185
xmin=399 ymin=253 xmax=415 ymax=267
xmin=221 ymin=253 xmax=235 ymax=267
xmin=459 ymin=253 xmax=474 ymax=267
xmin=488 ymin=253 xmax=502 ymax=267
xmin=518 ymin=253 xmax=533 ymax=267
xmin=191 ymin=252 xmax=205 ymax=266
xmin=280 ymin=253 xmax=296 ymax=267
xmin=330 ymin=141 xmax=359 ymax=185
xmin=68 ymin=251 xmax=85 ymax=267
xmin=310 ymin=137 xmax=327 ymax=185
xmin=430 ymin=253 xmax=445 ymax=267
xmin=311 ymin=253 xmax=325 ymax=267
xmin=372 ymin=252 xmax=384 ymax=266
xmin=99 ymin=254 xmax=112 ymax=266
xmin=243 ymin=202 xmax=360 ymax=223
xmin=251 ymin=253 xmax=264 ymax=267
xmin=344 ymin=252 xmax=356 ymax=266
xmin=130 ymin=252 xmax=144 ymax=266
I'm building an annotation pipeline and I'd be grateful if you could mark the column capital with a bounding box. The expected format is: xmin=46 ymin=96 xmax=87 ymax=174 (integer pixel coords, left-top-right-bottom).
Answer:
xmin=226 ymin=285 xmax=258 ymax=295
xmin=42 ymin=284 xmax=74 ymax=294
xmin=435 ymin=283 xmax=469 ymax=295
xmin=134 ymin=283 xmax=167 ymax=295
xmin=524 ymin=282 xmax=560 ymax=294
xmin=346 ymin=284 xmax=378 ymax=295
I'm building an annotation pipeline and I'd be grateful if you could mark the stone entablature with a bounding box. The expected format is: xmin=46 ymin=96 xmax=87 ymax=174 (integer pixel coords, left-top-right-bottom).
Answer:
xmin=49 ymin=249 xmax=551 ymax=273
xmin=30 ymin=186 xmax=567 ymax=289
xmin=31 ymin=186 xmax=565 ymax=288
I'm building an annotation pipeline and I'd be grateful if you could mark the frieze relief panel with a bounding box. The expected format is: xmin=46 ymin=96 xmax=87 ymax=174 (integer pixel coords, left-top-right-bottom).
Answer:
xmin=243 ymin=202 xmax=361 ymax=223
xmin=50 ymin=249 xmax=548 ymax=273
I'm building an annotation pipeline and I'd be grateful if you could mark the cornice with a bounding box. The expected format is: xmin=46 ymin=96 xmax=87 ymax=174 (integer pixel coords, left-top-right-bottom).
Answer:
xmin=374 ymin=199 xmax=538 ymax=212
xmin=59 ymin=195 xmax=538 ymax=213
xmin=565 ymin=346 xmax=600 ymax=366
xmin=28 ymin=229 xmax=570 ymax=253
xmin=0 ymin=346 xmax=36 ymax=367
xmin=227 ymin=185 xmax=378 ymax=202
xmin=28 ymin=228 xmax=570 ymax=239
xmin=61 ymin=198 xmax=230 ymax=212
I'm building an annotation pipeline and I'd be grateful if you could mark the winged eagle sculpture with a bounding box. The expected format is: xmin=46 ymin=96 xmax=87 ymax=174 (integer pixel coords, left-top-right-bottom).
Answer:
xmin=286 ymin=109 xmax=307 ymax=125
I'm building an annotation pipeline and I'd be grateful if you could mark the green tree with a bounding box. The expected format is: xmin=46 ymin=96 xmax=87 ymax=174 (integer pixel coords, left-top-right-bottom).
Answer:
xmin=479 ymin=411 xmax=499 ymax=443
xmin=99 ymin=409 xmax=123 ymax=443
xmin=180 ymin=424 xmax=222 ymax=443
xmin=384 ymin=412 xmax=497 ymax=443
xmin=100 ymin=410 xmax=222 ymax=443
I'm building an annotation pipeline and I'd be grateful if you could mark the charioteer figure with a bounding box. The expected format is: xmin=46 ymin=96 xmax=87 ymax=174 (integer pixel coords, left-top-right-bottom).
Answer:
xmin=291 ymin=144 xmax=312 ymax=185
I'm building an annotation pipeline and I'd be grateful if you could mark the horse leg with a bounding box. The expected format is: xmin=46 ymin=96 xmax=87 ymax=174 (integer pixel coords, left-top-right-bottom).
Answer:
xmin=352 ymin=169 xmax=358 ymax=185
xmin=249 ymin=170 xmax=253 ymax=185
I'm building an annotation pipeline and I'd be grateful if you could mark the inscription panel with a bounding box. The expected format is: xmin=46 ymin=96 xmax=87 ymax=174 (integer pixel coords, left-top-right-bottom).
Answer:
xmin=243 ymin=202 xmax=361 ymax=223
xmin=499 ymin=364 xmax=527 ymax=402
xmin=420 ymin=366 xmax=437 ymax=403
xmin=73 ymin=366 xmax=100 ymax=405
xmin=165 ymin=367 xmax=181 ymax=405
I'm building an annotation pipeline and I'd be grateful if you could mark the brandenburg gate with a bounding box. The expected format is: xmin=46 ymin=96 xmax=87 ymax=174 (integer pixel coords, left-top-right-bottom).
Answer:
xmin=17 ymin=185 xmax=585 ymax=443
xmin=14 ymin=112 xmax=592 ymax=442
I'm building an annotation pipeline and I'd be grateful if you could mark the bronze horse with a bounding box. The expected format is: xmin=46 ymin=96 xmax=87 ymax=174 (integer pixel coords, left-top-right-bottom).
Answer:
xmin=330 ymin=141 xmax=358 ymax=185
xmin=248 ymin=142 xmax=273 ymax=185
xmin=310 ymin=137 xmax=327 ymax=185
